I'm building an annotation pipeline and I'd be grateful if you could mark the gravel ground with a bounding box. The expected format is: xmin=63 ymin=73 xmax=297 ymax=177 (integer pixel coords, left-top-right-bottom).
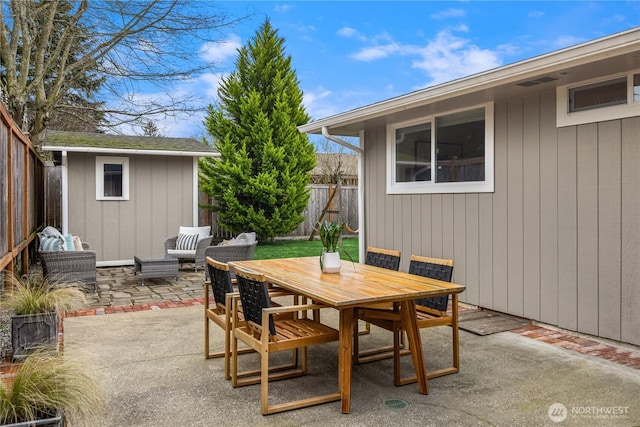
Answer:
xmin=0 ymin=308 xmax=11 ymax=360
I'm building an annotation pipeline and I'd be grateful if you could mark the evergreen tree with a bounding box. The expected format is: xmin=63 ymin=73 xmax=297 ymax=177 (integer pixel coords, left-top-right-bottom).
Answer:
xmin=200 ymin=19 xmax=316 ymax=240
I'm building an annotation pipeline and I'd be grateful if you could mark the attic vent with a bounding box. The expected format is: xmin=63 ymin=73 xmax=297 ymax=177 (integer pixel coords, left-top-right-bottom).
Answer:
xmin=516 ymin=76 xmax=559 ymax=87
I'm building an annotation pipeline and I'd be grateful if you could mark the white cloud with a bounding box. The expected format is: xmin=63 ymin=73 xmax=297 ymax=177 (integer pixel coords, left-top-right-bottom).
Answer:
xmin=199 ymin=35 xmax=242 ymax=63
xmin=275 ymin=4 xmax=294 ymax=13
xmin=337 ymin=26 xmax=367 ymax=41
xmin=412 ymin=29 xmax=502 ymax=85
xmin=302 ymin=87 xmax=334 ymax=119
xmin=350 ymin=42 xmax=407 ymax=61
xmin=430 ymin=8 xmax=466 ymax=20
xmin=529 ymin=11 xmax=545 ymax=18
xmin=198 ymin=72 xmax=228 ymax=100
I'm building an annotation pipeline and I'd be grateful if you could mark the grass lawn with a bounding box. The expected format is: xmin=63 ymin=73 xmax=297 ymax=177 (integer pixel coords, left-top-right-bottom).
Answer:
xmin=254 ymin=237 xmax=359 ymax=262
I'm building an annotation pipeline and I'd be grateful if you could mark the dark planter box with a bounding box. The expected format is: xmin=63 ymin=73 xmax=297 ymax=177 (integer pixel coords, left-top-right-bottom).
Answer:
xmin=11 ymin=312 xmax=58 ymax=359
xmin=1 ymin=412 xmax=63 ymax=426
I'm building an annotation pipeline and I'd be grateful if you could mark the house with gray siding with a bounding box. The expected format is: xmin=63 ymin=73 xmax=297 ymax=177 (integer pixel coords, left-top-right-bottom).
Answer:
xmin=41 ymin=130 xmax=218 ymax=267
xmin=299 ymin=28 xmax=640 ymax=346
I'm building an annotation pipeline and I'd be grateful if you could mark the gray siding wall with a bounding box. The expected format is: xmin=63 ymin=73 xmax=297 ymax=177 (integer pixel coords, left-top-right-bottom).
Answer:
xmin=67 ymin=153 xmax=195 ymax=263
xmin=363 ymin=89 xmax=640 ymax=345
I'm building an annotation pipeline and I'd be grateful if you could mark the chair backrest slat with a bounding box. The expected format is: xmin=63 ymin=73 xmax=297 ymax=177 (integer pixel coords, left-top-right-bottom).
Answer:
xmin=206 ymin=257 xmax=234 ymax=308
xmin=365 ymin=246 xmax=401 ymax=271
xmin=408 ymin=254 xmax=454 ymax=311
xmin=233 ymin=265 xmax=276 ymax=336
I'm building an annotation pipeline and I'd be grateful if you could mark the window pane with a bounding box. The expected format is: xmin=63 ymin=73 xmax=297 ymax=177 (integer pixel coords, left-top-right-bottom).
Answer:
xmin=435 ymin=108 xmax=485 ymax=183
xmin=103 ymin=164 xmax=123 ymax=197
xmin=395 ymin=122 xmax=432 ymax=182
xmin=569 ymin=77 xmax=627 ymax=112
xmin=634 ymin=74 xmax=640 ymax=103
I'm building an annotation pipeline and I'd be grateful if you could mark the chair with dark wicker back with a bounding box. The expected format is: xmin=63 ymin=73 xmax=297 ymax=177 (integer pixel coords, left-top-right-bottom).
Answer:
xmin=231 ymin=265 xmax=341 ymax=415
xmin=356 ymin=254 xmax=457 ymax=386
xmin=205 ymin=257 xmax=299 ymax=380
xmin=353 ymin=246 xmax=402 ymax=363
xmin=204 ymin=257 xmax=250 ymax=380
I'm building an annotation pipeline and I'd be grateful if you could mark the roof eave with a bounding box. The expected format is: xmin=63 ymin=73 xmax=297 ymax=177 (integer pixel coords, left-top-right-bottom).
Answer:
xmin=40 ymin=146 xmax=219 ymax=157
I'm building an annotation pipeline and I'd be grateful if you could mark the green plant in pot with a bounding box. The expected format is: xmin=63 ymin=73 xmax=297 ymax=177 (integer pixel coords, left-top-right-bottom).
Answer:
xmin=4 ymin=273 xmax=85 ymax=360
xmin=0 ymin=349 xmax=105 ymax=426
xmin=317 ymin=220 xmax=354 ymax=273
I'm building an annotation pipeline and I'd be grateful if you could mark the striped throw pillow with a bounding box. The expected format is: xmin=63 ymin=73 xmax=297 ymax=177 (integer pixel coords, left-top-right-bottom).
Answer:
xmin=62 ymin=234 xmax=75 ymax=251
xmin=176 ymin=233 xmax=199 ymax=251
xmin=40 ymin=236 xmax=63 ymax=251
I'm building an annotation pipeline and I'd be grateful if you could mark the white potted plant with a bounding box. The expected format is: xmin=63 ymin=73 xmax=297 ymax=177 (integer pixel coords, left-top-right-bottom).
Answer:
xmin=317 ymin=220 xmax=353 ymax=273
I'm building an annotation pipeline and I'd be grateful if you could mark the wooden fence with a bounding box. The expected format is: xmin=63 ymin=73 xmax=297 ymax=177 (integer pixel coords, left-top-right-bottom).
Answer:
xmin=0 ymin=103 xmax=44 ymax=279
xmin=201 ymin=184 xmax=359 ymax=240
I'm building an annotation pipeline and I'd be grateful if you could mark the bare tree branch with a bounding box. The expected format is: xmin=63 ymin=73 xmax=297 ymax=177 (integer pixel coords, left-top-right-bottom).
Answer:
xmin=0 ymin=0 xmax=246 ymax=142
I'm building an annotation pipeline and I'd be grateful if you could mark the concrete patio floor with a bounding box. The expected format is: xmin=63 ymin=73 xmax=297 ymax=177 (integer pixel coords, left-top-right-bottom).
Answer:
xmin=62 ymin=265 xmax=640 ymax=426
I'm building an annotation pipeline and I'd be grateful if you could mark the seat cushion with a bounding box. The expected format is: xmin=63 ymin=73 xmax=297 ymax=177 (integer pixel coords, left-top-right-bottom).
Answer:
xmin=167 ymin=249 xmax=196 ymax=257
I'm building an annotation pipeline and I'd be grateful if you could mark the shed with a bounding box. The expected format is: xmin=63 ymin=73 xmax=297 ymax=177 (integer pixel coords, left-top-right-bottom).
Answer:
xmin=40 ymin=130 xmax=218 ymax=267
xmin=299 ymin=28 xmax=640 ymax=346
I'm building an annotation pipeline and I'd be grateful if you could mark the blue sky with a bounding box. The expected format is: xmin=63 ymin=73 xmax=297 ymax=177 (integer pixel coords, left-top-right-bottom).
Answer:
xmin=144 ymin=1 xmax=639 ymax=139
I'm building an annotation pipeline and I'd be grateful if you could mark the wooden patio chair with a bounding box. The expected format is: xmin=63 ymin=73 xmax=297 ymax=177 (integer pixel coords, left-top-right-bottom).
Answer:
xmin=353 ymin=246 xmax=403 ymax=363
xmin=204 ymin=257 xmax=296 ymax=380
xmin=356 ymin=255 xmax=457 ymax=385
xmin=231 ymin=265 xmax=340 ymax=415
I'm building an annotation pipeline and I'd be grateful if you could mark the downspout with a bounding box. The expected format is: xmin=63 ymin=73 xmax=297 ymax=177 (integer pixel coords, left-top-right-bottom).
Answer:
xmin=61 ymin=151 xmax=69 ymax=234
xmin=320 ymin=127 xmax=365 ymax=263
xmin=193 ymin=157 xmax=199 ymax=226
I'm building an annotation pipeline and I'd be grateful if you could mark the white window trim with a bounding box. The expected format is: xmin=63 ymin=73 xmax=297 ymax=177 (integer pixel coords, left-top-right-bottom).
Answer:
xmin=96 ymin=156 xmax=130 ymax=201
xmin=557 ymin=70 xmax=639 ymax=127
xmin=386 ymin=102 xmax=494 ymax=195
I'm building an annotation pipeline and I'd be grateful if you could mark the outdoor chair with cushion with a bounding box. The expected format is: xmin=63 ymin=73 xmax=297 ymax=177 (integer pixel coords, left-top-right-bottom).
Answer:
xmin=356 ymin=255 xmax=457 ymax=385
xmin=231 ymin=264 xmax=340 ymax=415
xmin=204 ymin=232 xmax=258 ymax=280
xmin=37 ymin=226 xmax=97 ymax=292
xmin=164 ymin=226 xmax=212 ymax=272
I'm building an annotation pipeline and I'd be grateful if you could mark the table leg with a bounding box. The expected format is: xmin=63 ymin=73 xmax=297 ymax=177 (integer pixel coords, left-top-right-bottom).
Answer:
xmin=399 ymin=299 xmax=429 ymax=395
xmin=339 ymin=308 xmax=354 ymax=414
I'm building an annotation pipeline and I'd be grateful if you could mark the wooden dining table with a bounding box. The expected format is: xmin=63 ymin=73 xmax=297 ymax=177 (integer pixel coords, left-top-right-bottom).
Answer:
xmin=228 ymin=256 xmax=466 ymax=414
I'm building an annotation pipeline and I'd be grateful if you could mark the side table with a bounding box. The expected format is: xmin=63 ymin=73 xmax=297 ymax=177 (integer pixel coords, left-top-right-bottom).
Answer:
xmin=134 ymin=256 xmax=179 ymax=285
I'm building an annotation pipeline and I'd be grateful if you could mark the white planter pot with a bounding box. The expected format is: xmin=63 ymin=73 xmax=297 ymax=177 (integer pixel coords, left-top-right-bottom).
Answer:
xmin=321 ymin=252 xmax=342 ymax=274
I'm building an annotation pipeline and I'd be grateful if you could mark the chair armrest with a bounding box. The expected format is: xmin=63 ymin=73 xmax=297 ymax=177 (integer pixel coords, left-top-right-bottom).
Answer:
xmin=164 ymin=236 xmax=178 ymax=256
xmin=195 ymin=236 xmax=214 ymax=265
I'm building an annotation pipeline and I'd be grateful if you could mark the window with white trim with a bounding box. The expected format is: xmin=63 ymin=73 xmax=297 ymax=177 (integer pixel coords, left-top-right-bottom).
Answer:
xmin=387 ymin=102 xmax=494 ymax=194
xmin=96 ymin=156 xmax=129 ymax=200
xmin=557 ymin=70 xmax=640 ymax=127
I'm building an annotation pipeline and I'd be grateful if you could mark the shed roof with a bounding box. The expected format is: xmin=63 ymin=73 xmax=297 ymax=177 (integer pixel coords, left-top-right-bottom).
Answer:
xmin=40 ymin=130 xmax=218 ymax=157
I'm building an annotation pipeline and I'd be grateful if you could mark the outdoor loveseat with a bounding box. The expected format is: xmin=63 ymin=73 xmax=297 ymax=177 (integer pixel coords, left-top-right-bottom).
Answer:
xmin=37 ymin=226 xmax=97 ymax=292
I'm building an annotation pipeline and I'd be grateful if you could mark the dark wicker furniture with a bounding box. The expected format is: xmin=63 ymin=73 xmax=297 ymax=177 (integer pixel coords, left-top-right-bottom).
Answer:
xmin=134 ymin=256 xmax=179 ymax=285
xmin=39 ymin=242 xmax=97 ymax=292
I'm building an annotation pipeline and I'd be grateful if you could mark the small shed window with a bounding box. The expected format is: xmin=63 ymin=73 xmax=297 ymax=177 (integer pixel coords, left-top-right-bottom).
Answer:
xmin=96 ymin=156 xmax=129 ymax=200
xmin=387 ymin=102 xmax=494 ymax=194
